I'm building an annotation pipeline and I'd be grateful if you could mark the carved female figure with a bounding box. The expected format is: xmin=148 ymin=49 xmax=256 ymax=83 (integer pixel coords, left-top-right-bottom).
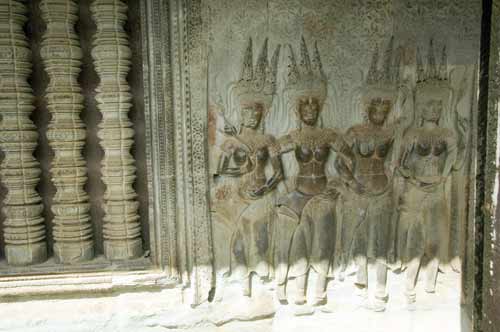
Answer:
xmin=214 ymin=38 xmax=282 ymax=296
xmin=397 ymin=41 xmax=468 ymax=305
xmin=274 ymin=38 xmax=355 ymax=306
xmin=336 ymin=39 xmax=408 ymax=311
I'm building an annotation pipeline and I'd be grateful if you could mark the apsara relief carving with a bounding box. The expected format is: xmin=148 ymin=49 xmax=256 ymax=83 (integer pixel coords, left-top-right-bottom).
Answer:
xmin=210 ymin=34 xmax=473 ymax=313
xmin=214 ymin=38 xmax=283 ymax=296
xmin=272 ymin=38 xmax=356 ymax=307
xmin=398 ymin=40 xmax=469 ymax=306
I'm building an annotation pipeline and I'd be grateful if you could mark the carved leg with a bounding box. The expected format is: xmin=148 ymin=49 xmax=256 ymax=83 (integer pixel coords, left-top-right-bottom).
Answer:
xmin=276 ymin=283 xmax=287 ymax=304
xmin=230 ymin=230 xmax=251 ymax=296
xmin=425 ymin=193 xmax=445 ymax=293
xmin=405 ymin=257 xmax=421 ymax=305
xmin=275 ymin=208 xmax=298 ymax=304
xmin=402 ymin=207 xmax=425 ymax=306
xmin=295 ymin=273 xmax=308 ymax=305
xmin=243 ymin=273 xmax=252 ymax=297
xmin=314 ymin=274 xmax=328 ymax=306
xmin=354 ymin=255 xmax=368 ymax=298
xmin=373 ymin=261 xmax=388 ymax=312
xmin=425 ymin=257 xmax=439 ymax=293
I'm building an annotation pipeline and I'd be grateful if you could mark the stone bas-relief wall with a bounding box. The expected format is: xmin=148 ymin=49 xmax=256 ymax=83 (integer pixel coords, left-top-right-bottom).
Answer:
xmin=207 ymin=0 xmax=480 ymax=315
xmin=0 ymin=0 xmax=151 ymax=273
xmin=0 ymin=0 xmax=487 ymax=331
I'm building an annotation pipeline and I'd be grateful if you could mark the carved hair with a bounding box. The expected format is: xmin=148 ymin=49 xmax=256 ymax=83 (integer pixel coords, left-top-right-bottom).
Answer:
xmin=415 ymin=39 xmax=452 ymax=126
xmin=284 ymin=37 xmax=328 ymax=109
xmin=233 ymin=37 xmax=281 ymax=113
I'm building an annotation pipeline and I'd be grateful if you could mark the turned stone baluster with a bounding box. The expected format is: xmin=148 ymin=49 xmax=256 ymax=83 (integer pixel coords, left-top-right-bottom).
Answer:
xmin=91 ymin=0 xmax=143 ymax=260
xmin=0 ymin=0 xmax=47 ymax=266
xmin=40 ymin=0 xmax=94 ymax=263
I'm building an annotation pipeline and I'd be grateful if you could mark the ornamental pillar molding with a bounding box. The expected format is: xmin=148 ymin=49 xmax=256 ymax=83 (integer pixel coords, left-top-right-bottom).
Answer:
xmin=40 ymin=0 xmax=94 ymax=263
xmin=91 ymin=0 xmax=143 ymax=260
xmin=0 ymin=0 xmax=47 ymax=266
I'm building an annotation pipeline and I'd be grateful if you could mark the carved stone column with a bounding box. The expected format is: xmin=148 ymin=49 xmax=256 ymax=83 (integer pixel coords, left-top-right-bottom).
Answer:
xmin=91 ymin=0 xmax=143 ymax=260
xmin=40 ymin=0 xmax=93 ymax=263
xmin=0 ymin=0 xmax=47 ymax=265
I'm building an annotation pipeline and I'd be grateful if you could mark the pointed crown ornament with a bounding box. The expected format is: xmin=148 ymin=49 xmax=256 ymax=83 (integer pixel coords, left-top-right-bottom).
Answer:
xmin=361 ymin=37 xmax=402 ymax=106
xmin=285 ymin=37 xmax=328 ymax=108
xmin=415 ymin=39 xmax=451 ymax=104
xmin=234 ymin=37 xmax=281 ymax=111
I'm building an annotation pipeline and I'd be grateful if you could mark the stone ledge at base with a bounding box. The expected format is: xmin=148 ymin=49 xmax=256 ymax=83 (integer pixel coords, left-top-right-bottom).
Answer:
xmin=0 ymin=271 xmax=177 ymax=299
xmin=0 ymin=270 xmax=461 ymax=332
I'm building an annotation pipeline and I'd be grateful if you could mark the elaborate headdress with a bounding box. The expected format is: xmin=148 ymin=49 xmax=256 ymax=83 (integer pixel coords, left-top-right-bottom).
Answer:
xmin=415 ymin=39 xmax=451 ymax=104
xmin=285 ymin=37 xmax=328 ymax=107
xmin=360 ymin=37 xmax=402 ymax=105
xmin=233 ymin=37 xmax=281 ymax=112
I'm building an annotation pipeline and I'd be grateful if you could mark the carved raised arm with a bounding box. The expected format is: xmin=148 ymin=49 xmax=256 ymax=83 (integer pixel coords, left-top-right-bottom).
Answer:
xmin=331 ymin=130 xmax=363 ymax=192
xmin=452 ymin=110 xmax=470 ymax=171
xmin=330 ymin=129 xmax=355 ymax=166
xmin=266 ymin=140 xmax=285 ymax=189
xmin=275 ymin=133 xmax=296 ymax=155
xmin=451 ymin=68 xmax=472 ymax=171
xmin=397 ymin=134 xmax=414 ymax=179
xmin=442 ymin=132 xmax=458 ymax=178
xmin=388 ymin=90 xmax=414 ymax=136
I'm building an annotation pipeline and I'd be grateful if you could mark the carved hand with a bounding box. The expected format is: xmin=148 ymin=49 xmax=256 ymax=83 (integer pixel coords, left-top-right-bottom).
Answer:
xmin=224 ymin=123 xmax=238 ymax=136
xmin=397 ymin=167 xmax=411 ymax=178
xmin=457 ymin=115 xmax=469 ymax=136
xmin=249 ymin=185 xmax=267 ymax=198
xmin=349 ymin=179 xmax=366 ymax=194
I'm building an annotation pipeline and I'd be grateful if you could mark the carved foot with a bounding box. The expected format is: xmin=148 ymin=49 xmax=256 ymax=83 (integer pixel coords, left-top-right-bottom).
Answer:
xmin=354 ymin=284 xmax=368 ymax=299
xmin=425 ymin=284 xmax=436 ymax=293
xmin=242 ymin=277 xmax=251 ymax=297
xmin=450 ymin=257 xmax=461 ymax=273
xmin=372 ymin=297 xmax=387 ymax=312
xmin=294 ymin=294 xmax=307 ymax=306
xmin=313 ymin=297 xmax=327 ymax=307
xmin=319 ymin=303 xmax=335 ymax=313
xmin=293 ymin=304 xmax=314 ymax=316
xmin=405 ymin=290 xmax=416 ymax=311
xmin=277 ymin=285 xmax=288 ymax=305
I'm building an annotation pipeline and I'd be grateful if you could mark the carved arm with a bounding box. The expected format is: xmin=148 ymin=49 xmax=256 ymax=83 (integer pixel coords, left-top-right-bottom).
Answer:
xmin=452 ymin=111 xmax=470 ymax=171
xmin=442 ymin=132 xmax=458 ymax=178
xmin=331 ymin=130 xmax=364 ymax=192
xmin=249 ymin=140 xmax=284 ymax=197
xmin=396 ymin=134 xmax=414 ymax=179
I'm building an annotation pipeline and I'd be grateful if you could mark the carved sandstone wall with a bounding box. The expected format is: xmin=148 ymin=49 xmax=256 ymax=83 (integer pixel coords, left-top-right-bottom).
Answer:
xmin=0 ymin=0 xmax=495 ymax=331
